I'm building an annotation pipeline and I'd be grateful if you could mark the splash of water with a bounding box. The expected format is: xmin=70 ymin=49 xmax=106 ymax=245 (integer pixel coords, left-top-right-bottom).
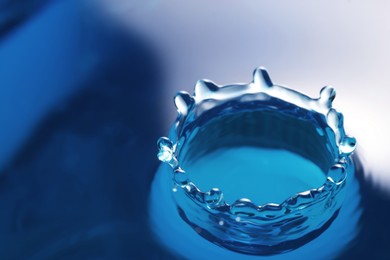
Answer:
xmin=155 ymin=67 xmax=356 ymax=255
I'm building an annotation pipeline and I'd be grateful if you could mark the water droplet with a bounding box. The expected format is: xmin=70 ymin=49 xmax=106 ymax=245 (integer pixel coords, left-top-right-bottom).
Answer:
xmin=218 ymin=220 xmax=224 ymax=226
xmin=204 ymin=188 xmax=223 ymax=208
xmin=231 ymin=199 xmax=258 ymax=217
xmin=235 ymin=216 xmax=241 ymax=222
xmin=326 ymin=108 xmax=345 ymax=144
xmin=172 ymin=187 xmax=178 ymax=192
xmin=340 ymin=136 xmax=356 ymax=155
xmin=157 ymin=147 xmax=173 ymax=162
xmin=327 ymin=164 xmax=347 ymax=184
xmin=174 ymin=91 xmax=194 ymax=115
xmin=157 ymin=137 xmax=173 ymax=150
xmin=157 ymin=137 xmax=175 ymax=162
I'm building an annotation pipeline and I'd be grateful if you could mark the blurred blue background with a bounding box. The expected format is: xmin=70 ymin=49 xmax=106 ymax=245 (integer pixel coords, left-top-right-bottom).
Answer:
xmin=0 ymin=0 xmax=389 ymax=259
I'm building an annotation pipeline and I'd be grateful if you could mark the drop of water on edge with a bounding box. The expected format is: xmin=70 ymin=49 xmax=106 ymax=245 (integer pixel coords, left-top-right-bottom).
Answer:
xmin=204 ymin=188 xmax=223 ymax=209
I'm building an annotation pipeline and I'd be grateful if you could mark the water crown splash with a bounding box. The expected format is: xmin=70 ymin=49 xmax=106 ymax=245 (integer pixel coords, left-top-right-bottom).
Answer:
xmin=156 ymin=67 xmax=356 ymax=255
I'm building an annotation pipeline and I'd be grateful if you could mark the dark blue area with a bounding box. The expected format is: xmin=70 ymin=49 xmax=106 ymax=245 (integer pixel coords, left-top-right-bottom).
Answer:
xmin=0 ymin=0 xmax=52 ymax=35
xmin=0 ymin=3 xmax=172 ymax=258
xmin=337 ymin=158 xmax=390 ymax=260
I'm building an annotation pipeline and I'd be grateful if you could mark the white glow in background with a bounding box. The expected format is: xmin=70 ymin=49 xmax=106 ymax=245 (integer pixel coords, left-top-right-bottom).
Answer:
xmin=96 ymin=0 xmax=390 ymax=188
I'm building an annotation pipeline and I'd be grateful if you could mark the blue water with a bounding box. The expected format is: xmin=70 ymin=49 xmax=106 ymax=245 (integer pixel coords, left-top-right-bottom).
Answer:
xmin=1 ymin=2 xmax=390 ymax=259
xmin=150 ymin=158 xmax=361 ymax=259
xmin=185 ymin=147 xmax=325 ymax=205
xmin=154 ymin=66 xmax=359 ymax=256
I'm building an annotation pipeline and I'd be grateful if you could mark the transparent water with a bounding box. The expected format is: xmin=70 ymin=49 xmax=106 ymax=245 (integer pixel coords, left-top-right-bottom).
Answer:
xmin=185 ymin=147 xmax=326 ymax=206
xmin=152 ymin=67 xmax=359 ymax=257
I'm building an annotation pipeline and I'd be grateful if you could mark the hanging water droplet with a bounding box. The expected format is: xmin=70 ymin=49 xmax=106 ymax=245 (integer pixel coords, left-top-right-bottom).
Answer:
xmin=340 ymin=136 xmax=357 ymax=155
xmin=204 ymin=188 xmax=223 ymax=208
